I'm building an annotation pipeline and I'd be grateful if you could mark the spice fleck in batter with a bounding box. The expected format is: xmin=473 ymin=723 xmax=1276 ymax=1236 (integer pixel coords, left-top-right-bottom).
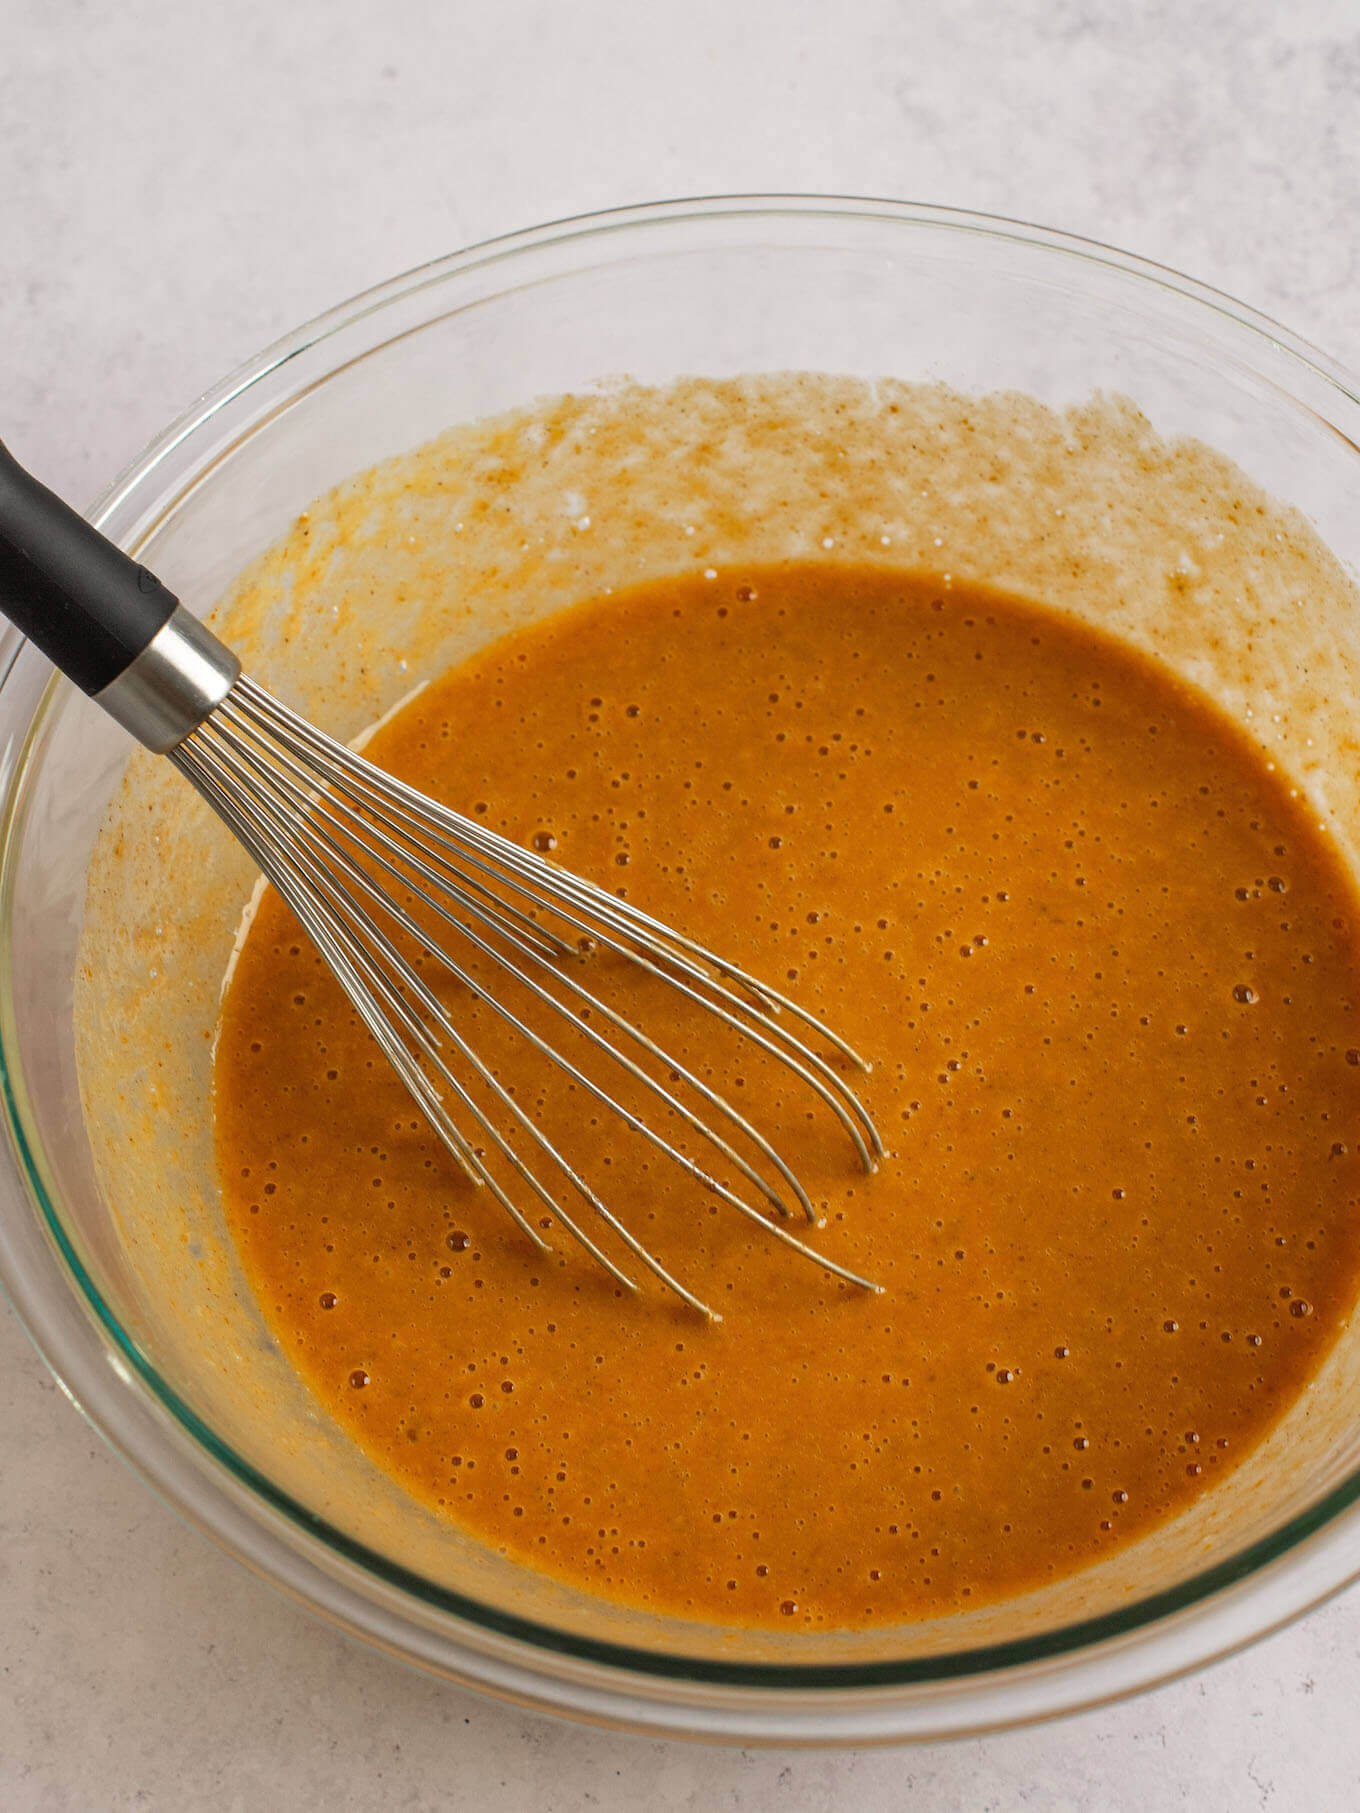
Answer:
xmin=214 ymin=565 xmax=1360 ymax=1628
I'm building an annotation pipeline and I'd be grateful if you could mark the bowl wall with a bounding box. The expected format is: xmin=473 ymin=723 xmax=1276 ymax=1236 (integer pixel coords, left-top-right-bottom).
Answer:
xmin=5 ymin=199 xmax=1360 ymax=1739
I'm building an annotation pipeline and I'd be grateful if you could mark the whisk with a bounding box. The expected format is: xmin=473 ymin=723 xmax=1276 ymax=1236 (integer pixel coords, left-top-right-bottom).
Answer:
xmin=0 ymin=440 xmax=883 ymax=1317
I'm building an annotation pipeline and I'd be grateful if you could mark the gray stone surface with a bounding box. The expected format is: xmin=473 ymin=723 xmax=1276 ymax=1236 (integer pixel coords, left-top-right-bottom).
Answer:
xmin=4 ymin=0 xmax=1360 ymax=1805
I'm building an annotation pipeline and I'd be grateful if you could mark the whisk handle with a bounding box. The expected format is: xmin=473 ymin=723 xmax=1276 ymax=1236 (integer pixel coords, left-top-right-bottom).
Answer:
xmin=0 ymin=438 xmax=239 ymax=751
xmin=0 ymin=437 xmax=180 ymax=691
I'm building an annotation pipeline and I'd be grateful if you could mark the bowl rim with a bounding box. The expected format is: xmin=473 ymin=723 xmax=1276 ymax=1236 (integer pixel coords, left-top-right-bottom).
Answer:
xmin=5 ymin=192 xmax=1360 ymax=1739
xmin=83 ymin=190 xmax=1360 ymax=538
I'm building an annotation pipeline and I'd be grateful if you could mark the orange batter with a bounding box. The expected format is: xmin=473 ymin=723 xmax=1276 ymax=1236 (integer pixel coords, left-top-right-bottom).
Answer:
xmin=214 ymin=565 xmax=1360 ymax=1628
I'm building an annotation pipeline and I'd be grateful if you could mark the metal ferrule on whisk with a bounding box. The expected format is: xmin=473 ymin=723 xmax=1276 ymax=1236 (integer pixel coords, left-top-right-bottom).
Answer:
xmin=94 ymin=605 xmax=240 ymax=752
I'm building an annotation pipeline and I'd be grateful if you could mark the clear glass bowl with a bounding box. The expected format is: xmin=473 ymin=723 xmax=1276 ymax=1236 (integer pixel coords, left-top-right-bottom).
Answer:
xmin=4 ymin=197 xmax=1360 ymax=1743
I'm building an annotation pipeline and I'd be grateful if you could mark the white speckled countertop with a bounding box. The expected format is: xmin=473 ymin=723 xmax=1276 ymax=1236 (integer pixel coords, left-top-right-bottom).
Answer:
xmin=5 ymin=2 xmax=1360 ymax=1805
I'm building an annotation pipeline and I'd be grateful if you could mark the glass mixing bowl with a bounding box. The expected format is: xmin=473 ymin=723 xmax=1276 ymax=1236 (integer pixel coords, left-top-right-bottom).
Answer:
xmin=4 ymin=197 xmax=1360 ymax=1744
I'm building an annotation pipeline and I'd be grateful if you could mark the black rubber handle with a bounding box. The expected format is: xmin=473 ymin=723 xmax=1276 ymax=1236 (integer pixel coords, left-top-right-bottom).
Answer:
xmin=0 ymin=438 xmax=180 ymax=695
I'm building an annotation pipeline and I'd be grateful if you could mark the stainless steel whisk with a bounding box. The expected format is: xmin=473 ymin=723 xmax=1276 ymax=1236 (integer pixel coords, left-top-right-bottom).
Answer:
xmin=0 ymin=439 xmax=883 ymax=1317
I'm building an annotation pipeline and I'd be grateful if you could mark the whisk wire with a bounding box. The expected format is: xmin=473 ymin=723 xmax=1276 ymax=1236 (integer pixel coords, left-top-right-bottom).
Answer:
xmin=175 ymin=676 xmax=886 ymax=1313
